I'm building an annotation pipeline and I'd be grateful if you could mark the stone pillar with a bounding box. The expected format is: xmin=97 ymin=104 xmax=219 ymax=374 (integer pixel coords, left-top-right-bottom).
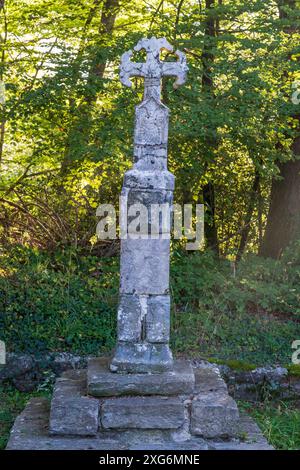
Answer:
xmin=110 ymin=37 xmax=188 ymax=373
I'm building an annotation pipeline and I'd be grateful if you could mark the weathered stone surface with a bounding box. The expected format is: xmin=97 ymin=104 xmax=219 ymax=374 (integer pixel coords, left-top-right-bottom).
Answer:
xmin=119 ymin=37 xmax=188 ymax=88
xmin=146 ymin=295 xmax=170 ymax=343
xmin=212 ymin=413 xmax=273 ymax=450
xmin=0 ymin=353 xmax=42 ymax=392
xmin=88 ymin=358 xmax=195 ymax=396
xmin=134 ymin=155 xmax=167 ymax=172
xmin=110 ymin=37 xmax=188 ymax=373
xmin=134 ymin=144 xmax=167 ymax=160
xmin=110 ymin=342 xmax=173 ymax=373
xmin=126 ymin=189 xmax=172 ymax=208
xmin=7 ymin=398 xmax=124 ymax=450
xmin=0 ymin=354 xmax=35 ymax=380
xmin=116 ymin=294 xmax=170 ymax=345
xmin=125 ymin=187 xmax=173 ymax=236
xmin=134 ymin=98 xmax=169 ymax=146
xmin=6 ymin=397 xmax=273 ymax=450
xmin=193 ymin=363 xmax=227 ymax=394
xmin=101 ymin=396 xmax=185 ymax=430
xmin=49 ymin=370 xmax=99 ymax=436
xmin=117 ymin=294 xmax=143 ymax=342
xmin=124 ymin=169 xmax=175 ymax=191
xmin=50 ymin=397 xmax=99 ymax=436
xmin=0 ymin=352 xmax=93 ymax=392
xmin=190 ymin=390 xmax=239 ymax=438
xmin=120 ymin=238 xmax=170 ymax=295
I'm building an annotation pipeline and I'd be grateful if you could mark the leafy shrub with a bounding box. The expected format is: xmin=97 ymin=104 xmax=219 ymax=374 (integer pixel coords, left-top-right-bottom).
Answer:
xmin=0 ymin=245 xmax=299 ymax=365
xmin=170 ymin=248 xmax=300 ymax=364
xmin=0 ymin=246 xmax=118 ymax=354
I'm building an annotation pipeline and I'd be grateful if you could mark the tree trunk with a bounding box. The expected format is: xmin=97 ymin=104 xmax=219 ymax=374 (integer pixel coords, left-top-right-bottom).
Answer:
xmin=201 ymin=0 xmax=219 ymax=253
xmin=202 ymin=181 xmax=218 ymax=251
xmin=260 ymin=0 xmax=300 ymax=258
xmin=259 ymin=152 xmax=300 ymax=259
xmin=236 ymin=171 xmax=260 ymax=261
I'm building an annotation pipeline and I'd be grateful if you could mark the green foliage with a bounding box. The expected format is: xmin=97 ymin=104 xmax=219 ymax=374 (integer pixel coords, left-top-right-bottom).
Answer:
xmin=0 ymin=0 xmax=299 ymax=256
xmin=170 ymin=248 xmax=300 ymax=364
xmin=0 ymin=246 xmax=118 ymax=354
xmin=287 ymin=364 xmax=300 ymax=377
xmin=1 ymin=246 xmax=299 ymax=366
xmin=240 ymin=401 xmax=300 ymax=450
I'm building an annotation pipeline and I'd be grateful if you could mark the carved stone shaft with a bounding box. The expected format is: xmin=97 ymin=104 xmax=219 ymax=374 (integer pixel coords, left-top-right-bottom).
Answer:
xmin=110 ymin=37 xmax=188 ymax=373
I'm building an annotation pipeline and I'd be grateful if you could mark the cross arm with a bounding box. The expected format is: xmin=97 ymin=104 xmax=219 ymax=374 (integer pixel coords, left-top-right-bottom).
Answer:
xmin=161 ymin=50 xmax=188 ymax=89
xmin=120 ymin=50 xmax=145 ymax=88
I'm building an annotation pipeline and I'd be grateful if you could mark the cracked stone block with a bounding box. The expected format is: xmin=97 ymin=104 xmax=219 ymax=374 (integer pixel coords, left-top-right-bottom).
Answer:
xmin=117 ymin=294 xmax=142 ymax=342
xmin=116 ymin=294 xmax=170 ymax=344
xmin=88 ymin=357 xmax=195 ymax=396
xmin=101 ymin=396 xmax=185 ymax=430
xmin=146 ymin=295 xmax=170 ymax=343
xmin=49 ymin=371 xmax=99 ymax=436
xmin=190 ymin=391 xmax=239 ymax=438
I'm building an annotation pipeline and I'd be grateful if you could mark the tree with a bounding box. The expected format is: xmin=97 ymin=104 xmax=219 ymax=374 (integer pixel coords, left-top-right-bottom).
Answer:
xmin=260 ymin=0 xmax=300 ymax=258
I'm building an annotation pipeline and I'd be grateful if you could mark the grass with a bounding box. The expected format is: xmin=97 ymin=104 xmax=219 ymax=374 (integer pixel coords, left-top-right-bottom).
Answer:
xmin=240 ymin=400 xmax=300 ymax=450
xmin=0 ymin=384 xmax=51 ymax=450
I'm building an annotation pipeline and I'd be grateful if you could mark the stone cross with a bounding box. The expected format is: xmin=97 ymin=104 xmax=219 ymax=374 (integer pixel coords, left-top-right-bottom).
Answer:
xmin=110 ymin=37 xmax=188 ymax=374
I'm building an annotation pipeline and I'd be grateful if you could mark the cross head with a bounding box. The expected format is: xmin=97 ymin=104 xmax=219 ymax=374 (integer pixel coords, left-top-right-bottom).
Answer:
xmin=120 ymin=37 xmax=188 ymax=98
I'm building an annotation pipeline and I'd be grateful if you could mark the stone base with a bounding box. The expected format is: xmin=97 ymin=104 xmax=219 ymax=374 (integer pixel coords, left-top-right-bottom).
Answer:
xmin=49 ymin=370 xmax=99 ymax=436
xmin=110 ymin=342 xmax=173 ymax=373
xmin=88 ymin=357 xmax=195 ymax=396
xmin=6 ymin=360 xmax=273 ymax=450
xmin=6 ymin=398 xmax=273 ymax=450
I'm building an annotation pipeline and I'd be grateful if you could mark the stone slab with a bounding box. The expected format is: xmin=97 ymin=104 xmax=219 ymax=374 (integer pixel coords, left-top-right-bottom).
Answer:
xmin=120 ymin=238 xmax=170 ymax=295
xmin=88 ymin=358 xmax=195 ymax=397
xmin=190 ymin=390 xmax=239 ymax=438
xmin=193 ymin=363 xmax=227 ymax=394
xmin=101 ymin=396 xmax=185 ymax=430
xmin=110 ymin=342 xmax=173 ymax=373
xmin=49 ymin=370 xmax=99 ymax=436
xmin=124 ymin=187 xmax=173 ymax=236
xmin=6 ymin=398 xmax=273 ymax=450
xmin=134 ymin=98 xmax=169 ymax=146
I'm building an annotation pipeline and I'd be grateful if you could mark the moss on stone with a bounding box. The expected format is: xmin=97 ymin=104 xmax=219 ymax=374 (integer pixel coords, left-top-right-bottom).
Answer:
xmin=207 ymin=358 xmax=256 ymax=372
xmin=287 ymin=364 xmax=300 ymax=377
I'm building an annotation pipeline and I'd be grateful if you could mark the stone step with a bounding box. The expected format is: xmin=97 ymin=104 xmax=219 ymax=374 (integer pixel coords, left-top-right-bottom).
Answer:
xmin=49 ymin=361 xmax=241 ymax=439
xmin=191 ymin=392 xmax=239 ymax=438
xmin=191 ymin=364 xmax=240 ymax=438
xmin=87 ymin=357 xmax=195 ymax=397
xmin=101 ymin=396 xmax=185 ymax=430
xmin=6 ymin=398 xmax=273 ymax=450
xmin=49 ymin=370 xmax=99 ymax=437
